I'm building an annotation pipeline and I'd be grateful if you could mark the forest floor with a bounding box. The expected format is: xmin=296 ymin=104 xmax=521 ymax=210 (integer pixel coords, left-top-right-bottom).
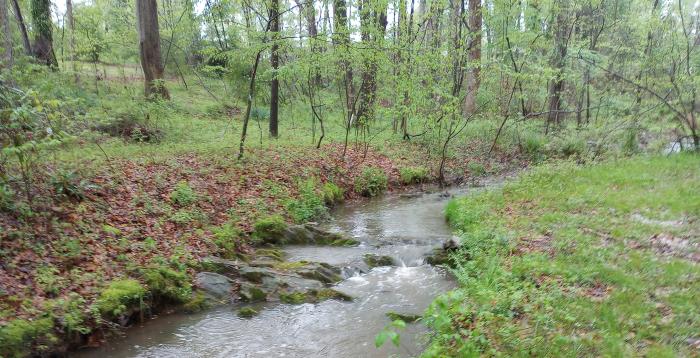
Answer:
xmin=424 ymin=154 xmax=700 ymax=356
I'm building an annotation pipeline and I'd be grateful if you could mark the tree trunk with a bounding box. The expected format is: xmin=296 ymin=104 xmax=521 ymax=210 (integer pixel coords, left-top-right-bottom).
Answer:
xmin=10 ymin=0 xmax=31 ymax=55
xmin=546 ymin=2 xmax=568 ymax=131
xmin=333 ymin=0 xmax=354 ymax=114
xmin=355 ymin=0 xmax=388 ymax=126
xmin=30 ymin=0 xmax=57 ymax=67
xmin=463 ymin=0 xmax=481 ymax=115
xmin=0 ymin=0 xmax=11 ymax=66
xmin=66 ymin=0 xmax=77 ymax=81
xmin=269 ymin=0 xmax=279 ymax=138
xmin=136 ymin=0 xmax=169 ymax=99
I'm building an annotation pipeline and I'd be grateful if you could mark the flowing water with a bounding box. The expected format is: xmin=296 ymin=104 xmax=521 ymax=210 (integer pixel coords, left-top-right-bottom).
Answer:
xmin=77 ymin=184 xmax=490 ymax=358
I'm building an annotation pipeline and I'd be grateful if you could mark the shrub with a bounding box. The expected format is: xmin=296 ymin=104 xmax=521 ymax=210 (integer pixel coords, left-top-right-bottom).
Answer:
xmin=322 ymin=182 xmax=344 ymax=205
xmin=252 ymin=215 xmax=287 ymax=243
xmin=142 ymin=267 xmax=191 ymax=303
xmin=169 ymin=181 xmax=197 ymax=207
xmin=94 ymin=279 xmax=146 ymax=318
xmin=50 ymin=169 xmax=87 ymax=201
xmin=285 ymin=178 xmax=327 ymax=223
xmin=95 ymin=105 xmax=163 ymax=143
xmin=354 ymin=167 xmax=388 ymax=197
xmin=399 ymin=167 xmax=429 ymax=184
xmin=556 ymin=137 xmax=586 ymax=158
xmin=0 ymin=182 xmax=14 ymax=212
xmin=169 ymin=209 xmax=206 ymax=225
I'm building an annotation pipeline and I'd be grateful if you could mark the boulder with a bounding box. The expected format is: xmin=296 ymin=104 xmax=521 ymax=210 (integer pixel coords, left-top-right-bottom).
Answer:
xmin=195 ymin=272 xmax=234 ymax=300
xmin=363 ymin=254 xmax=395 ymax=268
xmin=259 ymin=224 xmax=359 ymax=246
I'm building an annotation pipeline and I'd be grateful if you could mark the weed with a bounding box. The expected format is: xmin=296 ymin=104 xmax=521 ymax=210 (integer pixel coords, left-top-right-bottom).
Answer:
xmin=94 ymin=279 xmax=145 ymax=318
xmin=252 ymin=215 xmax=286 ymax=243
xmin=399 ymin=166 xmax=429 ymax=184
xmin=467 ymin=162 xmax=486 ymax=176
xmin=169 ymin=181 xmax=197 ymax=207
xmin=322 ymin=181 xmax=344 ymax=205
xmin=354 ymin=167 xmax=388 ymax=197
xmin=285 ymin=178 xmax=326 ymax=223
xmin=142 ymin=266 xmax=191 ymax=303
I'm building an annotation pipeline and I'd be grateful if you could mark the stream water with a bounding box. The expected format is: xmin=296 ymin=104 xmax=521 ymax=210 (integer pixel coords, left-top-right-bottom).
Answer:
xmin=77 ymin=185 xmax=485 ymax=358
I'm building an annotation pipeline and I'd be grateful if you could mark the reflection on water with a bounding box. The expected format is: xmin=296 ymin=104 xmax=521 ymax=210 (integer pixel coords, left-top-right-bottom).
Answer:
xmin=77 ymin=186 xmax=491 ymax=358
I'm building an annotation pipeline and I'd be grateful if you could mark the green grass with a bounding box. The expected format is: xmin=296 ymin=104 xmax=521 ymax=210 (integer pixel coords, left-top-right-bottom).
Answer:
xmin=425 ymin=154 xmax=700 ymax=357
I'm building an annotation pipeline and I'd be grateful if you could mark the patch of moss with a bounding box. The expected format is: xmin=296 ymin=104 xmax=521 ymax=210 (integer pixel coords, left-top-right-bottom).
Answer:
xmin=330 ymin=238 xmax=360 ymax=246
xmin=363 ymin=254 xmax=395 ymax=268
xmin=386 ymin=311 xmax=421 ymax=323
xmin=239 ymin=285 xmax=267 ymax=302
xmin=212 ymin=222 xmax=242 ymax=258
xmin=237 ymin=306 xmax=259 ymax=318
xmin=142 ymin=267 xmax=191 ymax=303
xmin=399 ymin=166 xmax=429 ymax=184
xmin=252 ymin=215 xmax=287 ymax=243
xmin=0 ymin=317 xmax=56 ymax=358
xmin=182 ymin=291 xmax=210 ymax=313
xmin=94 ymin=279 xmax=146 ymax=318
xmin=314 ymin=289 xmax=353 ymax=302
xmin=255 ymin=248 xmax=284 ymax=261
xmin=279 ymin=291 xmax=307 ymax=304
xmin=273 ymin=261 xmax=309 ymax=271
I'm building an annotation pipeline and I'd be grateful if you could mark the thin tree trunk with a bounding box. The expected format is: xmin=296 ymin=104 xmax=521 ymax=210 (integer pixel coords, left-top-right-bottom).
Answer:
xmin=136 ymin=0 xmax=169 ymax=99
xmin=269 ymin=0 xmax=279 ymax=138
xmin=1 ymin=0 xmax=12 ymax=66
xmin=546 ymin=1 xmax=569 ymax=131
xmin=10 ymin=0 xmax=30 ymax=55
xmin=30 ymin=0 xmax=57 ymax=67
xmin=355 ymin=0 xmax=388 ymax=126
xmin=463 ymin=0 xmax=481 ymax=115
xmin=66 ymin=0 xmax=77 ymax=81
xmin=333 ymin=0 xmax=354 ymax=115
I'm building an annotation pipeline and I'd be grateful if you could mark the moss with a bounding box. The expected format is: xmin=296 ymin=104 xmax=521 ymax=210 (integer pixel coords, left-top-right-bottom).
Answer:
xmin=363 ymin=254 xmax=395 ymax=268
xmin=239 ymin=285 xmax=267 ymax=302
xmin=386 ymin=311 xmax=421 ymax=323
xmin=330 ymin=238 xmax=360 ymax=246
xmin=237 ymin=307 xmax=259 ymax=318
xmin=273 ymin=261 xmax=309 ymax=270
xmin=354 ymin=167 xmax=388 ymax=197
xmin=182 ymin=291 xmax=210 ymax=313
xmin=142 ymin=267 xmax=191 ymax=303
xmin=169 ymin=181 xmax=197 ymax=207
xmin=255 ymin=248 xmax=284 ymax=261
xmin=399 ymin=166 xmax=429 ymax=184
xmin=314 ymin=288 xmax=353 ymax=302
xmin=251 ymin=215 xmax=287 ymax=243
xmin=94 ymin=279 xmax=146 ymax=318
xmin=279 ymin=291 xmax=307 ymax=304
xmin=0 ymin=317 xmax=56 ymax=358
xmin=467 ymin=162 xmax=487 ymax=176
xmin=322 ymin=182 xmax=344 ymax=205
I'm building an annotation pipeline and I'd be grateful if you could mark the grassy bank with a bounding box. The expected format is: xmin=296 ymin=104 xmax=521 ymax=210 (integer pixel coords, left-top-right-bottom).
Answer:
xmin=424 ymin=154 xmax=700 ymax=356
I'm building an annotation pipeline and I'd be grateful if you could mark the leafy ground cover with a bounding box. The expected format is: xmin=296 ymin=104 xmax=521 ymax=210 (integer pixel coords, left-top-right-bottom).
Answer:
xmin=424 ymin=154 xmax=700 ymax=356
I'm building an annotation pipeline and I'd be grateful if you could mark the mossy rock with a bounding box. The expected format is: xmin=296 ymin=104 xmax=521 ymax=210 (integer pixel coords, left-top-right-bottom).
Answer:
xmin=252 ymin=215 xmax=287 ymax=244
xmin=386 ymin=312 xmax=422 ymax=323
xmin=237 ymin=307 xmax=259 ymax=318
xmin=94 ymin=279 xmax=146 ymax=319
xmin=363 ymin=254 xmax=395 ymax=268
xmin=279 ymin=291 xmax=307 ymax=304
xmin=424 ymin=248 xmax=459 ymax=267
xmin=199 ymin=256 xmax=240 ymax=275
xmin=313 ymin=288 xmax=353 ymax=302
xmin=239 ymin=284 xmax=267 ymax=302
xmin=294 ymin=263 xmax=343 ymax=284
xmin=330 ymin=238 xmax=360 ymax=246
xmin=255 ymin=248 xmax=285 ymax=261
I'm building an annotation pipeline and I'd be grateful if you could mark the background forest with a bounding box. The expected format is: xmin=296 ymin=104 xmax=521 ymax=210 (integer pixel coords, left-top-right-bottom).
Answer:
xmin=0 ymin=0 xmax=698 ymax=355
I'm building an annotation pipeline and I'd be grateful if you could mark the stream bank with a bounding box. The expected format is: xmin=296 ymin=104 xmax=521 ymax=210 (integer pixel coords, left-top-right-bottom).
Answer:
xmin=75 ymin=180 xmax=502 ymax=357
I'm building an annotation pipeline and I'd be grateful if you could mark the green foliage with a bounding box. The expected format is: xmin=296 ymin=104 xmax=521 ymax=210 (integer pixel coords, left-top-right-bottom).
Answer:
xmin=35 ymin=265 xmax=64 ymax=296
xmin=169 ymin=181 xmax=197 ymax=207
xmin=399 ymin=166 xmax=429 ymax=184
xmin=0 ymin=317 xmax=56 ymax=358
xmin=94 ymin=279 xmax=145 ymax=318
xmin=426 ymin=155 xmax=700 ymax=356
xmin=212 ymin=222 xmax=242 ymax=258
xmin=49 ymin=169 xmax=88 ymax=201
xmin=322 ymin=181 xmax=344 ymax=205
xmin=252 ymin=215 xmax=287 ymax=243
xmin=142 ymin=266 xmax=191 ymax=303
xmin=375 ymin=319 xmax=406 ymax=348
xmin=285 ymin=178 xmax=327 ymax=223
xmin=354 ymin=167 xmax=388 ymax=197
xmin=169 ymin=209 xmax=206 ymax=225
xmin=182 ymin=291 xmax=210 ymax=313
xmin=237 ymin=306 xmax=259 ymax=318
xmin=0 ymin=182 xmax=15 ymax=212
xmin=521 ymin=133 xmax=547 ymax=161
